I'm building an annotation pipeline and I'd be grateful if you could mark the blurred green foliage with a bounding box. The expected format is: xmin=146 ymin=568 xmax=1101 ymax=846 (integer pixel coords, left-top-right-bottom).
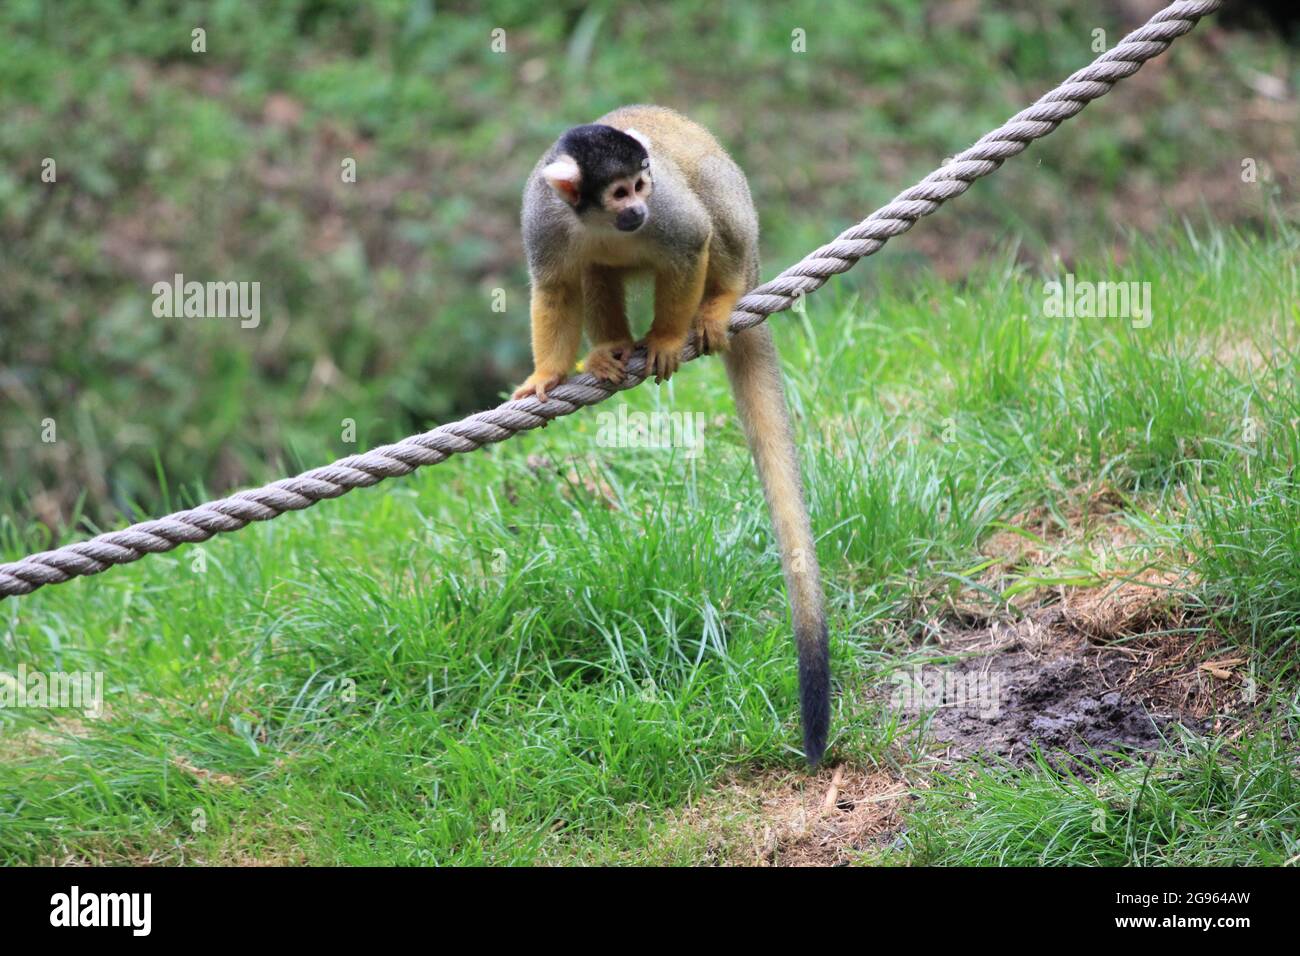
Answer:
xmin=0 ymin=0 xmax=1293 ymax=532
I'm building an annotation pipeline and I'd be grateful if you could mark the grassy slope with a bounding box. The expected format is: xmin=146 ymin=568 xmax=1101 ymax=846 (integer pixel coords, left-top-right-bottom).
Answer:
xmin=1 ymin=226 xmax=1298 ymax=865
xmin=3 ymin=0 xmax=1292 ymax=526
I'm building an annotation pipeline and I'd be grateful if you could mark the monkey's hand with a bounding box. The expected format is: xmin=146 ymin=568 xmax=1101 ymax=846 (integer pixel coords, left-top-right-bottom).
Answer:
xmin=642 ymin=330 xmax=688 ymax=383
xmin=512 ymin=370 xmax=566 ymax=403
xmin=582 ymin=340 xmax=635 ymax=385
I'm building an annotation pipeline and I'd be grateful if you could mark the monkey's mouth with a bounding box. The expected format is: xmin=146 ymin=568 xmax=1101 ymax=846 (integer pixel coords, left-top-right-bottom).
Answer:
xmin=614 ymin=207 xmax=646 ymax=232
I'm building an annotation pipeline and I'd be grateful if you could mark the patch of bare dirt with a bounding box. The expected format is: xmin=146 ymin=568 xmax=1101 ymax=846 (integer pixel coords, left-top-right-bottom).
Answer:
xmin=896 ymin=576 xmax=1248 ymax=771
xmin=668 ymin=765 xmax=909 ymax=866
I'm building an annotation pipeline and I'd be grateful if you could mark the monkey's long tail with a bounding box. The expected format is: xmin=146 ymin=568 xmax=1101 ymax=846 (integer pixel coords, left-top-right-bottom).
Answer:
xmin=722 ymin=322 xmax=829 ymax=766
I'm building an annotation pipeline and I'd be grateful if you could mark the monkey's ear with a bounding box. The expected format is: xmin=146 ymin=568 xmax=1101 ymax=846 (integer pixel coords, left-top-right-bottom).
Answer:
xmin=542 ymin=156 xmax=581 ymax=206
xmin=624 ymin=128 xmax=651 ymax=152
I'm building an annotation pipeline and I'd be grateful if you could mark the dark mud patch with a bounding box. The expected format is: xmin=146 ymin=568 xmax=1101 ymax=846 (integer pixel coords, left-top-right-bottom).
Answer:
xmin=891 ymin=593 xmax=1236 ymax=772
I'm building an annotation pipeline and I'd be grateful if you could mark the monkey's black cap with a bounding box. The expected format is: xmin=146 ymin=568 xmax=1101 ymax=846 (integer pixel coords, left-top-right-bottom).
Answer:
xmin=557 ymin=124 xmax=648 ymax=211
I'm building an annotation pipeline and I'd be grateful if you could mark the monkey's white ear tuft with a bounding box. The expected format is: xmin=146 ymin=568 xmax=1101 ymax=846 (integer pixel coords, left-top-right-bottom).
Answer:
xmin=624 ymin=127 xmax=651 ymax=152
xmin=542 ymin=156 xmax=582 ymax=205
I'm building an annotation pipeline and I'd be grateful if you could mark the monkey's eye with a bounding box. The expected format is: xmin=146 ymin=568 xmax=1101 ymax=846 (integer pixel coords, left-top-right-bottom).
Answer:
xmin=634 ymin=179 xmax=645 ymax=193
xmin=613 ymin=187 xmax=629 ymax=200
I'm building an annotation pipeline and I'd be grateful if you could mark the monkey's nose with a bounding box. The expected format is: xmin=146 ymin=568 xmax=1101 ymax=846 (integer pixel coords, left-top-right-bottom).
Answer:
xmin=615 ymin=207 xmax=646 ymax=232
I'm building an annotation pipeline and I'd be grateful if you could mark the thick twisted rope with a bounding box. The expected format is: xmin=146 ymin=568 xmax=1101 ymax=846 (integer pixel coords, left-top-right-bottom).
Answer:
xmin=0 ymin=0 xmax=1222 ymax=599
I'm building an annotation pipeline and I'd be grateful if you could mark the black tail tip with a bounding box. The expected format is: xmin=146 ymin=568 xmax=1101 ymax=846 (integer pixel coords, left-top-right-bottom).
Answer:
xmin=803 ymin=721 xmax=829 ymax=768
xmin=798 ymin=621 xmax=831 ymax=767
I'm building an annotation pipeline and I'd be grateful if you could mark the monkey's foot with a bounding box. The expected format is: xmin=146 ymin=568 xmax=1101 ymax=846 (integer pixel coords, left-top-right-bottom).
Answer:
xmin=512 ymin=370 xmax=566 ymax=403
xmin=697 ymin=314 xmax=732 ymax=355
xmin=642 ymin=330 xmax=688 ymax=383
xmin=583 ymin=340 xmax=634 ymax=384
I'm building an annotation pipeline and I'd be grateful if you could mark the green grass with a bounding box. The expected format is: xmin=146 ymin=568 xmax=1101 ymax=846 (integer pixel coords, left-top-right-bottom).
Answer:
xmin=901 ymin=726 xmax=1300 ymax=866
xmin=2 ymin=225 xmax=1298 ymax=864
xmin=2 ymin=0 xmax=1293 ymax=525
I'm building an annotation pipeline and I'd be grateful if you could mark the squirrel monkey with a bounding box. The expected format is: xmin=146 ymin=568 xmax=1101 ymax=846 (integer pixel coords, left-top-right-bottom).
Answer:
xmin=513 ymin=105 xmax=830 ymax=764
